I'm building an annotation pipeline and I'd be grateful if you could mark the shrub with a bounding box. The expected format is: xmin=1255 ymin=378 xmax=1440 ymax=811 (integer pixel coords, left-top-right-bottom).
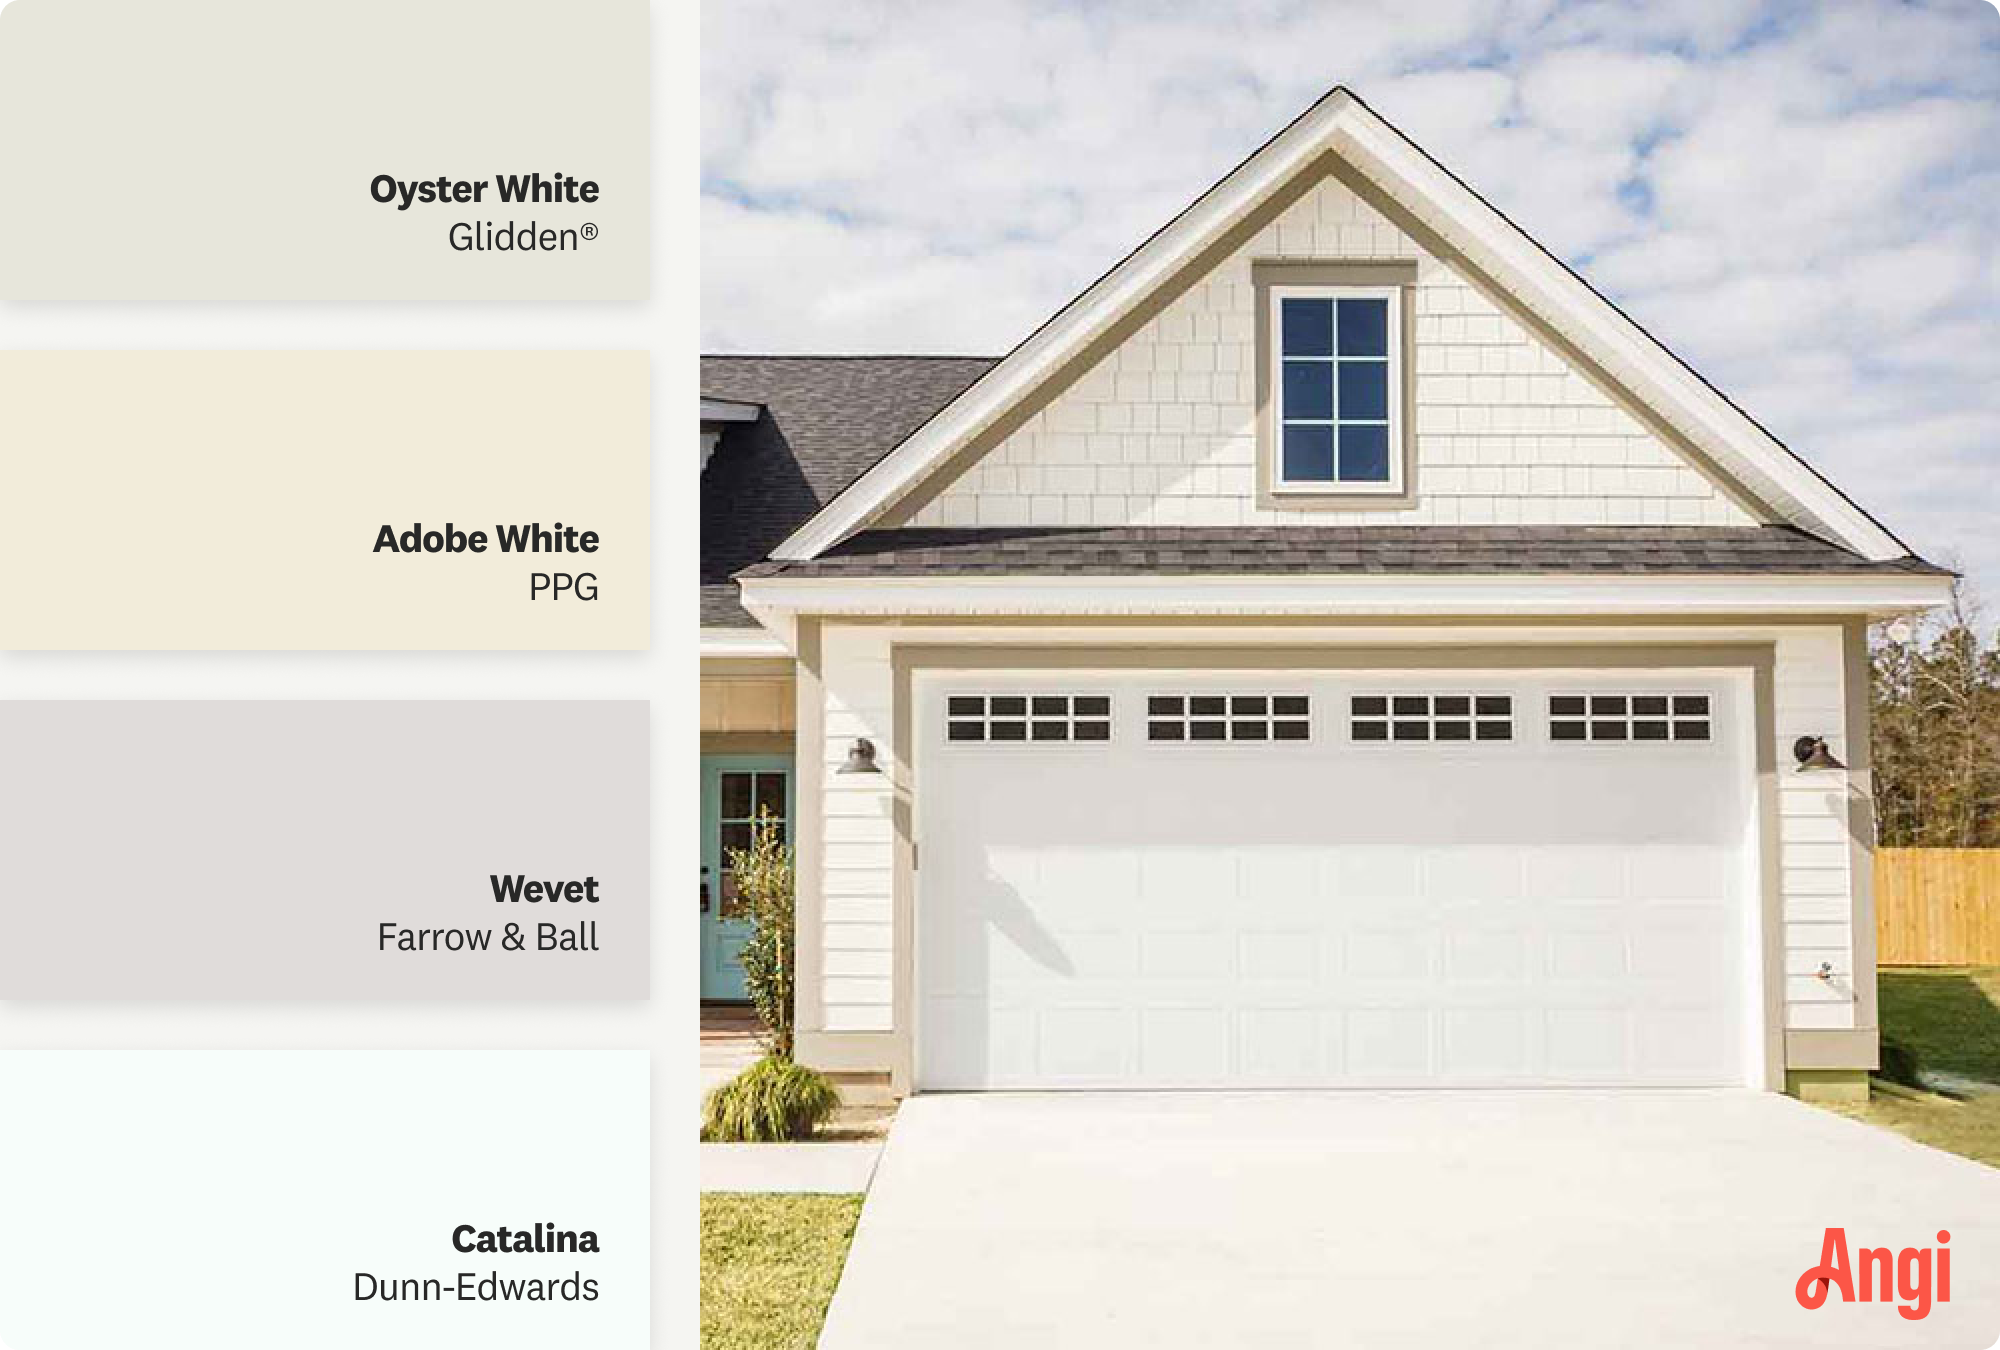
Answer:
xmin=726 ymin=808 xmax=797 ymax=1059
xmin=702 ymin=1056 xmax=840 ymax=1142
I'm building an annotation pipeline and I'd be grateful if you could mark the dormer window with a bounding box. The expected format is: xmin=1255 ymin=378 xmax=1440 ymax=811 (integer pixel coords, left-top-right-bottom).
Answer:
xmin=1270 ymin=285 xmax=1402 ymax=493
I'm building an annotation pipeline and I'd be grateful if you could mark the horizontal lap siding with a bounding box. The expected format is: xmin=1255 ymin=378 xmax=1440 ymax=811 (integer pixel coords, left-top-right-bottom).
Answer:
xmin=907 ymin=174 xmax=1752 ymax=531
xmin=818 ymin=625 xmax=898 ymax=1032
xmin=1773 ymin=627 xmax=1858 ymax=1030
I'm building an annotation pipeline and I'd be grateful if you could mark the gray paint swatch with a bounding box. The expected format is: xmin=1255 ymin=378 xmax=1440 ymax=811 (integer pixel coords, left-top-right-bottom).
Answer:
xmin=0 ymin=702 xmax=649 ymax=1000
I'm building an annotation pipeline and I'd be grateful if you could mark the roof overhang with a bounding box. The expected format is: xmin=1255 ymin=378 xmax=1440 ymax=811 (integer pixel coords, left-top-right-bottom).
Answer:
xmin=741 ymin=570 xmax=1955 ymax=626
xmin=699 ymin=625 xmax=790 ymax=658
xmin=769 ymin=87 xmax=1912 ymax=565
xmin=700 ymin=396 xmax=762 ymax=425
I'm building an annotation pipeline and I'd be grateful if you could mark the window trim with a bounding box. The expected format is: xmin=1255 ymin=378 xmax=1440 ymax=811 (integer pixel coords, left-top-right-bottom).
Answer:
xmin=1254 ymin=261 xmax=1418 ymax=510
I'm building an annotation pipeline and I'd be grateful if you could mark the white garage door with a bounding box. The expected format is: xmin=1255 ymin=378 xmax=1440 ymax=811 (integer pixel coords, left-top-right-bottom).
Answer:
xmin=915 ymin=669 xmax=1758 ymax=1090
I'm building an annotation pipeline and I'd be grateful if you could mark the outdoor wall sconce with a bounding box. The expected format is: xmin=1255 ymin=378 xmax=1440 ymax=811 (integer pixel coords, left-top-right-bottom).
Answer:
xmin=838 ymin=737 xmax=883 ymax=774
xmin=1793 ymin=736 xmax=1846 ymax=773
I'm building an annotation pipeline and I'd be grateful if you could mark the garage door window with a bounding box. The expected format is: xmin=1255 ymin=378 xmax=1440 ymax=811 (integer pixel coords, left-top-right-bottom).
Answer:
xmin=1549 ymin=693 xmax=1711 ymax=743
xmin=946 ymin=693 xmax=1112 ymax=743
xmin=1148 ymin=694 xmax=1310 ymax=743
xmin=1350 ymin=693 xmax=1512 ymax=743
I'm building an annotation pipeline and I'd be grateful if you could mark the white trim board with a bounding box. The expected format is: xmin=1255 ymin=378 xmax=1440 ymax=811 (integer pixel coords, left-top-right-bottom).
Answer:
xmin=742 ymin=571 xmax=1953 ymax=622
xmin=771 ymin=88 xmax=1911 ymax=564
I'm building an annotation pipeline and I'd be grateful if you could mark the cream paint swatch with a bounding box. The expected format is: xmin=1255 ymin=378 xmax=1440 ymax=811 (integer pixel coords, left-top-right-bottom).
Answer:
xmin=0 ymin=351 xmax=649 ymax=649
xmin=0 ymin=0 xmax=646 ymax=300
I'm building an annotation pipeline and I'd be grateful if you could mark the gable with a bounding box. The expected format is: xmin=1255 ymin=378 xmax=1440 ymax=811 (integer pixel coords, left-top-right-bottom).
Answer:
xmin=898 ymin=171 xmax=1755 ymax=531
xmin=771 ymin=88 xmax=1911 ymax=563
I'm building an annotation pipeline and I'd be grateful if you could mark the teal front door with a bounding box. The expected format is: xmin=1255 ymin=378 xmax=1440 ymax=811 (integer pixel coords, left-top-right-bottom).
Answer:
xmin=700 ymin=755 xmax=793 ymax=1002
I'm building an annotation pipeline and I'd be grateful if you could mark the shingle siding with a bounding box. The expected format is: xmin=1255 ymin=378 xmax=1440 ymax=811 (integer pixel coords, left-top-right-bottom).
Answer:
xmin=904 ymin=174 xmax=1753 ymax=531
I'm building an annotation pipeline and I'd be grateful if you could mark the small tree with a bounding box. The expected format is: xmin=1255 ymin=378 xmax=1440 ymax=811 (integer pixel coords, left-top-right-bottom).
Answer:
xmin=726 ymin=807 xmax=796 ymax=1059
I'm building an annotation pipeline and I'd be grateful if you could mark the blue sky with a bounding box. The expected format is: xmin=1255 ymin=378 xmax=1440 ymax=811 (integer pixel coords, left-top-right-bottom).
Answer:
xmin=704 ymin=0 xmax=2000 ymax=598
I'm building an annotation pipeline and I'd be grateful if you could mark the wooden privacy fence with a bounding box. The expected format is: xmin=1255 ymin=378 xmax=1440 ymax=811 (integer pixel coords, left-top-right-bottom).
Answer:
xmin=1876 ymin=848 xmax=2000 ymax=966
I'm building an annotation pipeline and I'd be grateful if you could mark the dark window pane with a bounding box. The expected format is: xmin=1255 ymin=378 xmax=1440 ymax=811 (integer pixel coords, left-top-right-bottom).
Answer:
xmin=1633 ymin=696 xmax=1668 ymax=716
xmin=720 ymin=822 xmax=753 ymax=856
xmin=1232 ymin=721 xmax=1269 ymax=741
xmin=1673 ymin=721 xmax=1711 ymax=742
xmin=1352 ymin=696 xmax=1388 ymax=716
xmin=719 ymin=772 xmax=753 ymax=819
xmin=1476 ymin=721 xmax=1513 ymax=741
xmin=1338 ymin=297 xmax=1389 ymax=356
xmin=1476 ymin=696 xmax=1511 ymax=716
xmin=1392 ymin=695 xmax=1428 ymax=716
xmin=1550 ymin=696 xmax=1585 ymax=716
xmin=1148 ymin=721 xmax=1184 ymax=741
xmin=1191 ymin=696 xmax=1226 ymax=715
xmin=991 ymin=720 xmax=1027 ymax=742
xmin=1274 ymin=720 xmax=1309 ymax=741
xmin=947 ymin=721 xmax=984 ymax=742
xmin=1592 ymin=721 xmax=1628 ymax=741
xmin=1338 ymin=360 xmax=1390 ymax=420
xmin=754 ymin=774 xmax=787 ymax=819
xmin=1673 ymin=696 xmax=1710 ymax=716
xmin=1436 ymin=720 xmax=1471 ymax=741
xmin=1191 ymin=720 xmax=1226 ymax=741
xmin=1074 ymin=721 xmax=1111 ymax=742
xmin=1074 ymin=696 xmax=1111 ymax=717
xmin=1274 ymin=696 xmax=1308 ymax=715
xmin=1551 ymin=721 xmax=1586 ymax=741
xmin=1148 ymin=695 xmax=1183 ymax=716
xmin=1352 ymin=720 xmax=1389 ymax=742
xmin=1282 ymin=425 xmax=1335 ymax=482
xmin=947 ymin=696 xmax=983 ymax=717
xmin=1392 ymin=721 xmax=1430 ymax=741
xmin=1231 ymin=696 xmax=1268 ymax=715
xmin=1338 ymin=424 xmax=1391 ymax=482
xmin=1434 ymin=695 xmax=1471 ymax=716
xmin=1281 ymin=296 xmax=1334 ymax=356
xmin=1032 ymin=696 xmax=1067 ymax=716
xmin=1634 ymin=721 xmax=1669 ymax=741
xmin=1283 ymin=360 xmax=1334 ymax=420
xmin=991 ymin=696 xmax=1027 ymax=716
xmin=1031 ymin=721 xmax=1068 ymax=741
xmin=1590 ymin=696 xmax=1627 ymax=716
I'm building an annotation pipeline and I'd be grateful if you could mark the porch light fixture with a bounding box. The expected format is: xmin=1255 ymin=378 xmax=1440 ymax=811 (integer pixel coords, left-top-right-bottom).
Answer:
xmin=838 ymin=738 xmax=883 ymax=774
xmin=1793 ymin=736 xmax=1846 ymax=773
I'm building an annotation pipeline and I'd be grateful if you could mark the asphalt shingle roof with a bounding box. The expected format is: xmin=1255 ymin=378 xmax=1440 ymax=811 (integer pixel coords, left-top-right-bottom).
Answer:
xmin=739 ymin=525 xmax=1949 ymax=580
xmin=700 ymin=355 xmax=996 ymax=626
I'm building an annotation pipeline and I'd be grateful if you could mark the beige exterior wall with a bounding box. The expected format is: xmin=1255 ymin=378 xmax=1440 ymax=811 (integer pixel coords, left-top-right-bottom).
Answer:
xmin=700 ymin=658 xmax=798 ymax=735
xmin=906 ymin=172 xmax=1754 ymax=531
xmin=796 ymin=619 xmax=1869 ymax=1084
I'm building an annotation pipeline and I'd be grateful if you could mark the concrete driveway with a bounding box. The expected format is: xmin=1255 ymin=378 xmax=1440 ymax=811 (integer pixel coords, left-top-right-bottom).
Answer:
xmin=818 ymin=1091 xmax=2000 ymax=1348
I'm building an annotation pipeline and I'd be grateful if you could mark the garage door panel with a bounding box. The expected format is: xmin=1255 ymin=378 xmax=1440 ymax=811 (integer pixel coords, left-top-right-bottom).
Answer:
xmin=1442 ymin=1009 xmax=1531 ymax=1077
xmin=1345 ymin=1009 xmax=1435 ymax=1077
xmin=918 ymin=672 xmax=1752 ymax=1090
xmin=1138 ymin=1007 xmax=1232 ymax=1080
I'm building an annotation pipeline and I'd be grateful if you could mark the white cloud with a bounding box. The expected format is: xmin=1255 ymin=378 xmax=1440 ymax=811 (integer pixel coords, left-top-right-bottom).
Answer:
xmin=703 ymin=0 xmax=2000 ymax=600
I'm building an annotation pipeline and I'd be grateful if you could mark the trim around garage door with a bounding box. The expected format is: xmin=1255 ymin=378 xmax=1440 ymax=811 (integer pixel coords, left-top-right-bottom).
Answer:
xmin=871 ymin=642 xmax=1785 ymax=1095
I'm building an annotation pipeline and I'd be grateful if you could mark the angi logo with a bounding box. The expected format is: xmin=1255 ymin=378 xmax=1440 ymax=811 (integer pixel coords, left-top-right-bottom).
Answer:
xmin=1795 ymin=1227 xmax=1950 ymax=1321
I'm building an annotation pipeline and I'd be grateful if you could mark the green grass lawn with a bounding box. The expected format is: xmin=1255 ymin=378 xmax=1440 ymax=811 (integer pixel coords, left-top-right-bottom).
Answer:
xmin=1825 ymin=966 xmax=2000 ymax=1168
xmin=1878 ymin=967 xmax=2000 ymax=1084
xmin=701 ymin=1193 xmax=864 ymax=1350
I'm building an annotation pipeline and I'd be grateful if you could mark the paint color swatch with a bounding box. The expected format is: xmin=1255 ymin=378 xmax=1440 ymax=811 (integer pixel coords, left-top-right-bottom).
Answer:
xmin=0 ymin=702 xmax=649 ymax=1001
xmin=0 ymin=351 xmax=649 ymax=650
xmin=0 ymin=0 xmax=647 ymax=300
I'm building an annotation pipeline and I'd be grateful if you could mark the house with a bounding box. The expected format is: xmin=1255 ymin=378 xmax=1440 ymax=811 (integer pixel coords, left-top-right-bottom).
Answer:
xmin=700 ymin=87 xmax=1951 ymax=1104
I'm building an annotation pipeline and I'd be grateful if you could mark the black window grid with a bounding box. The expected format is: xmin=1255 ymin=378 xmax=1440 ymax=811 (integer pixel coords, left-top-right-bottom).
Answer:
xmin=1146 ymin=693 xmax=1310 ymax=743
xmin=945 ymin=693 xmax=1112 ymax=744
xmin=1349 ymin=692 xmax=1513 ymax=744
